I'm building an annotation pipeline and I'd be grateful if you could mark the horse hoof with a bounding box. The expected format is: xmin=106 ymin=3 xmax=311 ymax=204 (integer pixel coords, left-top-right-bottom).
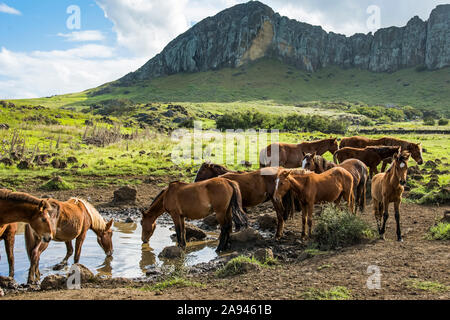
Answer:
xmin=397 ymin=238 xmax=403 ymax=242
xmin=53 ymin=263 xmax=66 ymax=271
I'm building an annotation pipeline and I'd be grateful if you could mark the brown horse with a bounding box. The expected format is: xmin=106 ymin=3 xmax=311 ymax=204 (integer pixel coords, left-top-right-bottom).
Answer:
xmin=340 ymin=136 xmax=423 ymax=170
xmin=141 ymin=177 xmax=248 ymax=252
xmin=25 ymin=198 xmax=113 ymax=284
xmin=333 ymin=146 xmax=401 ymax=177
xmin=0 ymin=223 xmax=17 ymax=277
xmin=195 ymin=163 xmax=296 ymax=239
xmin=273 ymin=168 xmax=354 ymax=239
xmin=260 ymin=138 xmax=339 ymax=168
xmin=372 ymin=151 xmax=410 ymax=242
xmin=0 ymin=189 xmax=55 ymax=243
xmin=302 ymin=153 xmax=369 ymax=214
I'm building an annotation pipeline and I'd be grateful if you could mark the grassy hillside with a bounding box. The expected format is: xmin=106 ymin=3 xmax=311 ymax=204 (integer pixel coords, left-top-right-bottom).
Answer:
xmin=7 ymin=59 xmax=450 ymax=116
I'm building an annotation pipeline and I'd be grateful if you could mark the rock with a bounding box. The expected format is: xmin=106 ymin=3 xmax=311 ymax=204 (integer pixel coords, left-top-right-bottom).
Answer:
xmin=252 ymin=248 xmax=274 ymax=263
xmin=257 ymin=214 xmax=277 ymax=230
xmin=0 ymin=276 xmax=18 ymax=290
xmin=411 ymin=174 xmax=424 ymax=181
xmin=67 ymin=157 xmax=78 ymax=164
xmin=41 ymin=275 xmax=67 ymax=290
xmin=125 ymin=217 xmax=134 ymax=223
xmin=0 ymin=124 xmax=9 ymax=130
xmin=408 ymin=166 xmax=421 ymax=175
xmin=159 ymin=246 xmax=185 ymax=259
xmin=442 ymin=210 xmax=450 ymax=223
xmin=424 ymin=160 xmax=437 ymax=168
xmin=202 ymin=214 xmax=219 ymax=228
xmin=230 ymin=228 xmax=264 ymax=244
xmin=113 ymin=186 xmax=137 ymax=204
xmin=0 ymin=288 xmax=4 ymax=297
xmin=0 ymin=158 xmax=13 ymax=166
xmin=185 ymin=223 xmax=207 ymax=241
xmin=17 ymin=160 xmax=31 ymax=170
xmin=69 ymin=264 xmax=95 ymax=283
xmin=120 ymin=2 xmax=449 ymax=84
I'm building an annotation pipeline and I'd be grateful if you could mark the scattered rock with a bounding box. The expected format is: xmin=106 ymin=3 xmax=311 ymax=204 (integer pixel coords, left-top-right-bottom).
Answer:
xmin=125 ymin=217 xmax=134 ymax=223
xmin=70 ymin=264 xmax=95 ymax=283
xmin=253 ymin=248 xmax=274 ymax=263
xmin=0 ymin=276 xmax=18 ymax=290
xmin=0 ymin=123 xmax=9 ymax=130
xmin=159 ymin=246 xmax=185 ymax=259
xmin=40 ymin=275 xmax=67 ymax=290
xmin=407 ymin=166 xmax=421 ymax=175
xmin=113 ymin=186 xmax=137 ymax=204
xmin=202 ymin=214 xmax=219 ymax=229
xmin=442 ymin=211 xmax=450 ymax=223
xmin=185 ymin=223 xmax=207 ymax=241
xmin=17 ymin=160 xmax=31 ymax=170
xmin=411 ymin=174 xmax=424 ymax=181
xmin=67 ymin=157 xmax=78 ymax=164
xmin=257 ymin=214 xmax=277 ymax=230
xmin=424 ymin=160 xmax=437 ymax=169
xmin=0 ymin=288 xmax=4 ymax=297
xmin=230 ymin=228 xmax=264 ymax=244
xmin=0 ymin=158 xmax=13 ymax=166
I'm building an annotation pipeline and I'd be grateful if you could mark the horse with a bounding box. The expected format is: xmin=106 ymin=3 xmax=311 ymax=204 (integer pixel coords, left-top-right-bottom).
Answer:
xmin=24 ymin=198 xmax=113 ymax=284
xmin=141 ymin=177 xmax=248 ymax=252
xmin=0 ymin=189 xmax=55 ymax=243
xmin=302 ymin=152 xmax=369 ymax=214
xmin=340 ymin=136 xmax=423 ymax=170
xmin=195 ymin=163 xmax=296 ymax=239
xmin=260 ymin=138 xmax=339 ymax=168
xmin=371 ymin=151 xmax=411 ymax=242
xmin=333 ymin=146 xmax=401 ymax=177
xmin=0 ymin=223 xmax=17 ymax=277
xmin=273 ymin=167 xmax=354 ymax=239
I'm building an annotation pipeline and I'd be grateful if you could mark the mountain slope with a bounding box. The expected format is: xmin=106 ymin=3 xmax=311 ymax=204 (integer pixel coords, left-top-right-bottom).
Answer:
xmin=120 ymin=1 xmax=450 ymax=83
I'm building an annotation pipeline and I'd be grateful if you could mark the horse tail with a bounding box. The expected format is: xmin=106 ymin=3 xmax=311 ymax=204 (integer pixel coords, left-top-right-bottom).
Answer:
xmin=226 ymin=180 xmax=248 ymax=231
xmin=281 ymin=190 xmax=295 ymax=221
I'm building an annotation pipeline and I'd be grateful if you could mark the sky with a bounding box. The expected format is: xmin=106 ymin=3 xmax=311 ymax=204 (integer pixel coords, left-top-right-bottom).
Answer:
xmin=0 ymin=0 xmax=448 ymax=99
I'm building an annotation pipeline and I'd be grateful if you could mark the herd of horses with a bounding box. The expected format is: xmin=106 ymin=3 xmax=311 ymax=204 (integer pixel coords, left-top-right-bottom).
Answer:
xmin=0 ymin=136 xmax=423 ymax=284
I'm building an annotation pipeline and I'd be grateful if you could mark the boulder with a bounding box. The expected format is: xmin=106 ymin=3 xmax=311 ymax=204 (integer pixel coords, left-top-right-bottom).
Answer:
xmin=67 ymin=157 xmax=78 ymax=164
xmin=40 ymin=275 xmax=67 ymax=291
xmin=69 ymin=264 xmax=95 ymax=283
xmin=257 ymin=214 xmax=277 ymax=230
xmin=0 ymin=276 xmax=18 ymax=290
xmin=0 ymin=158 xmax=13 ymax=166
xmin=185 ymin=223 xmax=207 ymax=241
xmin=159 ymin=246 xmax=185 ymax=259
xmin=252 ymin=248 xmax=274 ymax=263
xmin=113 ymin=186 xmax=137 ymax=204
xmin=230 ymin=228 xmax=264 ymax=244
xmin=17 ymin=160 xmax=31 ymax=170
xmin=202 ymin=214 xmax=219 ymax=228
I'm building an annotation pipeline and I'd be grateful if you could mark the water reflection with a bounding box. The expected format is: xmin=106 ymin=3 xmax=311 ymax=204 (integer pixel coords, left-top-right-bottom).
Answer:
xmin=0 ymin=222 xmax=220 ymax=284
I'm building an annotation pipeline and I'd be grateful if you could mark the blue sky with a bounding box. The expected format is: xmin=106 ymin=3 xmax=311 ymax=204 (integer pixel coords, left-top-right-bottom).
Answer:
xmin=0 ymin=0 xmax=448 ymax=99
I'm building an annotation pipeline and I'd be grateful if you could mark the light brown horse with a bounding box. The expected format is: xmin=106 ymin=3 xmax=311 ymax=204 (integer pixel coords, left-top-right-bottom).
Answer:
xmin=0 ymin=223 xmax=17 ymax=277
xmin=340 ymin=136 xmax=423 ymax=170
xmin=25 ymin=198 xmax=113 ymax=284
xmin=141 ymin=177 xmax=248 ymax=252
xmin=195 ymin=164 xmax=296 ymax=239
xmin=302 ymin=153 xmax=369 ymax=214
xmin=372 ymin=151 xmax=410 ymax=242
xmin=0 ymin=189 xmax=55 ymax=243
xmin=273 ymin=168 xmax=354 ymax=239
xmin=333 ymin=146 xmax=401 ymax=177
xmin=260 ymin=138 xmax=339 ymax=168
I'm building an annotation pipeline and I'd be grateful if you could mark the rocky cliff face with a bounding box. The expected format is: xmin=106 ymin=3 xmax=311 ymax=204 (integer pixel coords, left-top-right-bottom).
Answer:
xmin=120 ymin=1 xmax=449 ymax=82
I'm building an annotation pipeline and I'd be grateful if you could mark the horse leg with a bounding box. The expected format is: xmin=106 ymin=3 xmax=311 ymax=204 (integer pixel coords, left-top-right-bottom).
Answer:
xmin=301 ymin=204 xmax=307 ymax=239
xmin=74 ymin=231 xmax=87 ymax=264
xmin=53 ymin=241 xmax=74 ymax=270
xmin=272 ymin=199 xmax=285 ymax=240
xmin=216 ymin=210 xmax=232 ymax=252
xmin=25 ymin=224 xmax=46 ymax=284
xmin=179 ymin=216 xmax=187 ymax=250
xmin=380 ymin=199 xmax=390 ymax=240
xmin=359 ymin=181 xmax=367 ymax=214
xmin=394 ymin=201 xmax=403 ymax=242
xmin=4 ymin=231 xmax=15 ymax=278
xmin=307 ymin=203 xmax=314 ymax=239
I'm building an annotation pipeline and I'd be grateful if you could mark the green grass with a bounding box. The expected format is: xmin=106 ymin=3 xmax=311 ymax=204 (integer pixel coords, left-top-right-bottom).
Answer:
xmin=140 ymin=277 xmax=205 ymax=292
xmin=216 ymin=255 xmax=275 ymax=278
xmin=406 ymin=279 xmax=449 ymax=293
xmin=301 ymin=286 xmax=352 ymax=300
xmin=427 ymin=222 xmax=450 ymax=240
xmin=39 ymin=176 xmax=74 ymax=191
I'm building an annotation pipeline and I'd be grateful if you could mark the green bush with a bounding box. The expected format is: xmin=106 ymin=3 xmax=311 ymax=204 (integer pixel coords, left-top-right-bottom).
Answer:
xmin=427 ymin=222 xmax=450 ymax=240
xmin=438 ymin=118 xmax=449 ymax=126
xmin=423 ymin=116 xmax=436 ymax=126
xmin=312 ymin=204 xmax=373 ymax=250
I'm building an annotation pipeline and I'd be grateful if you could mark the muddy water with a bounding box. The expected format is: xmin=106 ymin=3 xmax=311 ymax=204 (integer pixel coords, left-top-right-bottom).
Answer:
xmin=0 ymin=221 xmax=219 ymax=284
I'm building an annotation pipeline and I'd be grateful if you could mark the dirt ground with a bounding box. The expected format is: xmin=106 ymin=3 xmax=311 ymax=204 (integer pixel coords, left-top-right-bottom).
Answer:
xmin=1 ymin=178 xmax=449 ymax=300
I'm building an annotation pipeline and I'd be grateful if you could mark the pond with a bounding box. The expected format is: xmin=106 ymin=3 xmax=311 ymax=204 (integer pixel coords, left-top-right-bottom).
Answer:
xmin=0 ymin=219 xmax=220 ymax=284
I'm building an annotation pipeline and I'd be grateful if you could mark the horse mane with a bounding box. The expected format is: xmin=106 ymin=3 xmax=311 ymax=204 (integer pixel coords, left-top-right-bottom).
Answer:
xmin=286 ymin=168 xmax=311 ymax=175
xmin=70 ymin=198 xmax=106 ymax=231
xmin=0 ymin=189 xmax=47 ymax=207
xmin=149 ymin=189 xmax=166 ymax=208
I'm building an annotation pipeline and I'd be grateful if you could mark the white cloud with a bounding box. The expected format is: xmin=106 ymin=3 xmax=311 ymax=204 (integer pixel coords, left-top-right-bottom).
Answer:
xmin=57 ymin=30 xmax=105 ymax=42
xmin=0 ymin=46 xmax=146 ymax=99
xmin=0 ymin=2 xmax=21 ymax=15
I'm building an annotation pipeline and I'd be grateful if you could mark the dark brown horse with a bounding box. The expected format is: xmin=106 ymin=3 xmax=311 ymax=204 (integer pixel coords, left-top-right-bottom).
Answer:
xmin=372 ymin=151 xmax=411 ymax=242
xmin=302 ymin=153 xmax=369 ymax=214
xmin=340 ymin=136 xmax=423 ymax=170
xmin=195 ymin=163 xmax=295 ymax=239
xmin=333 ymin=146 xmax=401 ymax=177
xmin=25 ymin=198 xmax=113 ymax=284
xmin=260 ymin=138 xmax=339 ymax=168
xmin=0 ymin=223 xmax=17 ymax=277
xmin=274 ymin=168 xmax=354 ymax=239
xmin=0 ymin=189 xmax=55 ymax=243
xmin=141 ymin=177 xmax=248 ymax=252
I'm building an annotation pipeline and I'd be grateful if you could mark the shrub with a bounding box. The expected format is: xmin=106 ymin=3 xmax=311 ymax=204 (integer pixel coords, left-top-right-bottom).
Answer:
xmin=415 ymin=65 xmax=427 ymax=72
xmin=39 ymin=176 xmax=74 ymax=191
xmin=423 ymin=116 xmax=436 ymax=126
xmin=418 ymin=188 xmax=450 ymax=205
xmin=141 ymin=277 xmax=205 ymax=292
xmin=312 ymin=204 xmax=373 ymax=250
xmin=215 ymin=256 xmax=275 ymax=278
xmin=438 ymin=118 xmax=449 ymax=126
xmin=301 ymin=286 xmax=351 ymax=300
xmin=427 ymin=222 xmax=450 ymax=240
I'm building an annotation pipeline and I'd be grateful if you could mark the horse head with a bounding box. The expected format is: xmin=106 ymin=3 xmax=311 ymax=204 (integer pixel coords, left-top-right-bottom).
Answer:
xmin=393 ymin=151 xmax=411 ymax=186
xmin=408 ymin=142 xmax=423 ymax=165
xmin=97 ymin=219 xmax=114 ymax=256
xmin=273 ymin=170 xmax=293 ymax=205
xmin=329 ymin=138 xmax=339 ymax=154
xmin=302 ymin=152 xmax=317 ymax=171
xmin=29 ymin=199 xmax=54 ymax=243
